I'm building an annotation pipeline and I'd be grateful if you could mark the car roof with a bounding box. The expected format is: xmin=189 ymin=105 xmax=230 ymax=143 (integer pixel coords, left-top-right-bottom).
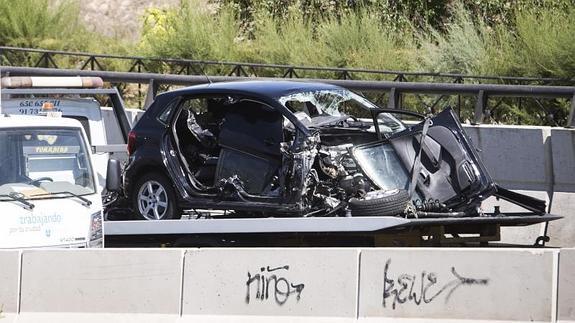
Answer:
xmin=0 ymin=114 xmax=83 ymax=129
xmin=158 ymin=80 xmax=344 ymax=101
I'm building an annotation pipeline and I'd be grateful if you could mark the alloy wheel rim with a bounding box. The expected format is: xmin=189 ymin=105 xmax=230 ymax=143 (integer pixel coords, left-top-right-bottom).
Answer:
xmin=137 ymin=180 xmax=168 ymax=220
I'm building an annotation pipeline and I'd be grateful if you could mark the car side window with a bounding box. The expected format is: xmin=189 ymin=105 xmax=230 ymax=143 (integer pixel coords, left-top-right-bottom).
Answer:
xmin=218 ymin=99 xmax=283 ymax=158
xmin=157 ymin=99 xmax=178 ymax=125
xmin=181 ymin=97 xmax=208 ymax=114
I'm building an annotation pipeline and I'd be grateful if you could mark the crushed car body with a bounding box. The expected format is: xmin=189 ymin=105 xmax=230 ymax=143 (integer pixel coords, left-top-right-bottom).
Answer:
xmin=116 ymin=81 xmax=559 ymax=229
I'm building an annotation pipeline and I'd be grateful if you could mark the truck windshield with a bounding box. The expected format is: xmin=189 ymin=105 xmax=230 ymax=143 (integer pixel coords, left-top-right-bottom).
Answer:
xmin=0 ymin=128 xmax=96 ymax=201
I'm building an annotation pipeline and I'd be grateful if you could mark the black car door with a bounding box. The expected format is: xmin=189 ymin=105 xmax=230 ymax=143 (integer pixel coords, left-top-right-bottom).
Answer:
xmin=386 ymin=108 xmax=495 ymax=211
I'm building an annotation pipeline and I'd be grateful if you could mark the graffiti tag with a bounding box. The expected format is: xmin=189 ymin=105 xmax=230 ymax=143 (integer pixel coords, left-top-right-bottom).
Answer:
xmin=245 ymin=265 xmax=305 ymax=305
xmin=382 ymin=259 xmax=489 ymax=309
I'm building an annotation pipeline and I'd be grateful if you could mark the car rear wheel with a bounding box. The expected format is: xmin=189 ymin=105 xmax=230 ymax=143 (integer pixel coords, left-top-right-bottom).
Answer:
xmin=132 ymin=173 xmax=181 ymax=220
xmin=349 ymin=189 xmax=410 ymax=217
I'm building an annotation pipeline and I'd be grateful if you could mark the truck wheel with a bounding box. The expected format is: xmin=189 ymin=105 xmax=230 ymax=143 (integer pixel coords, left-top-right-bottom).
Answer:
xmin=132 ymin=173 xmax=181 ymax=220
xmin=349 ymin=189 xmax=410 ymax=217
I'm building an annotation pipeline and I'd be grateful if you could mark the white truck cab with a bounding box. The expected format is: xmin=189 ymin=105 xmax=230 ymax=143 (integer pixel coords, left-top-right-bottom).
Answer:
xmin=1 ymin=97 xmax=111 ymax=188
xmin=0 ymin=115 xmax=105 ymax=248
xmin=0 ymin=76 xmax=132 ymax=190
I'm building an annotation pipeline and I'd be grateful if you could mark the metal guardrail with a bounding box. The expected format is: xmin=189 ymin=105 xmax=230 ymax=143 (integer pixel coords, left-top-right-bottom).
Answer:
xmin=2 ymin=66 xmax=575 ymax=127
xmin=1 ymin=46 xmax=572 ymax=84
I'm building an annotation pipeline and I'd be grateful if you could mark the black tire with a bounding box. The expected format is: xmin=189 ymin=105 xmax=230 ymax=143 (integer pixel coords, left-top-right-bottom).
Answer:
xmin=132 ymin=172 xmax=181 ymax=220
xmin=349 ymin=189 xmax=410 ymax=217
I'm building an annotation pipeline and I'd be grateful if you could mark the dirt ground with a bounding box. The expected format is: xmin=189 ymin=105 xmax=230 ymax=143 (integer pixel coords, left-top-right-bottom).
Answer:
xmin=78 ymin=0 xmax=181 ymax=40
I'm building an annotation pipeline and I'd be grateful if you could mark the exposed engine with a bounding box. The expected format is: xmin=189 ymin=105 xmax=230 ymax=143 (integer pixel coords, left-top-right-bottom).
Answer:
xmin=302 ymin=142 xmax=373 ymax=215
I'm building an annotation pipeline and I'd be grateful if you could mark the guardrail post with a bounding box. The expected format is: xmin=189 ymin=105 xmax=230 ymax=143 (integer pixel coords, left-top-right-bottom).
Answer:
xmin=454 ymin=76 xmax=463 ymax=119
xmin=393 ymin=74 xmax=405 ymax=82
xmin=340 ymin=70 xmax=351 ymax=80
xmin=143 ymin=79 xmax=159 ymax=110
xmin=110 ymin=87 xmax=132 ymax=142
xmin=387 ymin=88 xmax=400 ymax=110
xmin=35 ymin=53 xmax=50 ymax=68
xmin=80 ymin=57 xmax=103 ymax=71
xmin=282 ymin=67 xmax=298 ymax=78
xmin=568 ymin=93 xmax=575 ymax=128
xmin=229 ymin=65 xmax=248 ymax=77
xmin=474 ymin=90 xmax=487 ymax=125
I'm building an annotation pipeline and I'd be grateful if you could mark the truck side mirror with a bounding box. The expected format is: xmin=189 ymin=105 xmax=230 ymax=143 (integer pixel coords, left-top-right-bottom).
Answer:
xmin=106 ymin=159 xmax=122 ymax=192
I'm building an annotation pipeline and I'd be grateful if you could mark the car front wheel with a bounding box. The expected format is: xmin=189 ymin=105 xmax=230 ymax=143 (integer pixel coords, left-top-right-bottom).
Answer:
xmin=132 ymin=173 xmax=181 ymax=220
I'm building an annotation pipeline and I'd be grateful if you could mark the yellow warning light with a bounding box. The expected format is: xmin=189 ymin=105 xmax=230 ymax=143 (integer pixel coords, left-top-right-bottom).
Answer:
xmin=42 ymin=102 xmax=55 ymax=111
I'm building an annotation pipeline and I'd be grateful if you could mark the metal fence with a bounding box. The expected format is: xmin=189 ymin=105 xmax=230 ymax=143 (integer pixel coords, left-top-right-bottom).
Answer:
xmin=3 ymin=46 xmax=575 ymax=125
xmin=1 ymin=46 xmax=572 ymax=85
xmin=2 ymin=65 xmax=574 ymax=128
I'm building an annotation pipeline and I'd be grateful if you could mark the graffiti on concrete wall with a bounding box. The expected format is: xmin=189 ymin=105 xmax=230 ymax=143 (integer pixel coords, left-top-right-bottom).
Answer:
xmin=245 ymin=265 xmax=305 ymax=306
xmin=382 ymin=259 xmax=489 ymax=309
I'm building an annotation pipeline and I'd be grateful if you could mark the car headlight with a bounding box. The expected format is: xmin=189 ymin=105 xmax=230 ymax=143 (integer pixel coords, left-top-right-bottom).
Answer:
xmin=90 ymin=211 xmax=103 ymax=242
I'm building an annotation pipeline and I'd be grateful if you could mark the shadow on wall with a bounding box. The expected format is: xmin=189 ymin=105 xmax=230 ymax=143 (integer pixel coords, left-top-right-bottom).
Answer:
xmin=547 ymin=129 xmax=575 ymax=247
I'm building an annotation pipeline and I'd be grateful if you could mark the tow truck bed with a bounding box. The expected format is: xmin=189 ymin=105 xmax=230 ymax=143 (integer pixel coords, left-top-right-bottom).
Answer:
xmin=103 ymin=213 xmax=561 ymax=247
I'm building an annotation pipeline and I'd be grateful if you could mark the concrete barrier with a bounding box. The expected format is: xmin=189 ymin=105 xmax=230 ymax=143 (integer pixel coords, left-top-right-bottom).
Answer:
xmin=0 ymin=251 xmax=20 ymax=323
xmin=550 ymin=129 xmax=575 ymax=190
xmin=461 ymin=124 xmax=575 ymax=247
xmin=465 ymin=125 xmax=548 ymax=245
xmin=548 ymin=129 xmax=575 ymax=247
xmin=180 ymin=248 xmax=359 ymax=322
xmin=558 ymin=248 xmax=575 ymax=323
xmin=549 ymin=192 xmax=575 ymax=247
xmin=464 ymin=125 xmax=553 ymax=190
xmin=17 ymin=249 xmax=183 ymax=323
xmin=0 ymin=248 xmax=573 ymax=322
xmin=481 ymin=190 xmax=549 ymax=245
xmin=358 ymin=248 xmax=558 ymax=322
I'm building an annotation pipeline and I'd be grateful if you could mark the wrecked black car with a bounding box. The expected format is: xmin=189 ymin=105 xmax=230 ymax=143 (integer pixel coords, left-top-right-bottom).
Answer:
xmin=120 ymin=81 xmax=552 ymax=223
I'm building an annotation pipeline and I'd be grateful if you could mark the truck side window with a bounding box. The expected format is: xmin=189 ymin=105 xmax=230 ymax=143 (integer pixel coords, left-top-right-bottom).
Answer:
xmin=67 ymin=116 xmax=92 ymax=143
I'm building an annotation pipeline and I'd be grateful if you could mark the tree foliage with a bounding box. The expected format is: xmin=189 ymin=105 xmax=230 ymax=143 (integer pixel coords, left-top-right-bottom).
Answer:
xmin=1 ymin=0 xmax=574 ymax=125
xmin=0 ymin=0 xmax=83 ymax=49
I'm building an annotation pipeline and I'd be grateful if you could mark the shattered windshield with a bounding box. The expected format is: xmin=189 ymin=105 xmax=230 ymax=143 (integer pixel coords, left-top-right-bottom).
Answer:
xmin=0 ymin=128 xmax=96 ymax=201
xmin=279 ymin=89 xmax=405 ymax=133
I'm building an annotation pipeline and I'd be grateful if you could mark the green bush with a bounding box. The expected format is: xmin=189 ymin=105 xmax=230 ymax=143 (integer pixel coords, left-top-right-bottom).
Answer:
xmin=1 ymin=0 xmax=574 ymax=124
xmin=139 ymin=2 xmax=242 ymax=61
xmin=416 ymin=3 xmax=492 ymax=75
xmin=0 ymin=0 xmax=133 ymax=69
xmin=412 ymin=2 xmax=575 ymax=125
xmin=316 ymin=10 xmax=414 ymax=73
xmin=139 ymin=2 xmax=416 ymax=75
xmin=249 ymin=8 xmax=322 ymax=67
xmin=0 ymin=0 xmax=84 ymax=50
xmin=512 ymin=7 xmax=575 ymax=79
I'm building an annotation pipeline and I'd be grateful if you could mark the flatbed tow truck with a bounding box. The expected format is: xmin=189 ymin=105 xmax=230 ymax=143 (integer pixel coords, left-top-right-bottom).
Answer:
xmin=1 ymin=76 xmax=561 ymax=248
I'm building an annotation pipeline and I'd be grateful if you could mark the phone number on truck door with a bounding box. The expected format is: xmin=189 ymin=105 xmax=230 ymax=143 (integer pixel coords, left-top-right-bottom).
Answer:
xmin=17 ymin=108 xmax=62 ymax=115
